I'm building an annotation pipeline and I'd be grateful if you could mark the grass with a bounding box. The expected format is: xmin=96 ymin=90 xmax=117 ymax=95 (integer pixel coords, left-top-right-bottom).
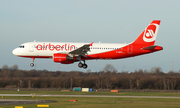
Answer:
xmin=1 ymin=91 xmax=180 ymax=108
xmin=1 ymin=96 xmax=180 ymax=108
xmin=1 ymin=90 xmax=180 ymax=97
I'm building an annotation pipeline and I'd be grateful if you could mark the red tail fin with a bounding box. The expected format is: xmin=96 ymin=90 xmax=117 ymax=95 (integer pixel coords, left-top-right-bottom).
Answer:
xmin=132 ymin=20 xmax=161 ymax=47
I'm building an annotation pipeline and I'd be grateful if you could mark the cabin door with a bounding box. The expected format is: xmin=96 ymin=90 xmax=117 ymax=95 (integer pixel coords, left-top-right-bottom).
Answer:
xmin=128 ymin=45 xmax=133 ymax=54
xmin=29 ymin=44 xmax=34 ymax=52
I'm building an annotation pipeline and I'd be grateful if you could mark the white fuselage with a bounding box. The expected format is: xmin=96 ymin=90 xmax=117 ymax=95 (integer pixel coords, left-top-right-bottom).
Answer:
xmin=12 ymin=42 xmax=128 ymax=58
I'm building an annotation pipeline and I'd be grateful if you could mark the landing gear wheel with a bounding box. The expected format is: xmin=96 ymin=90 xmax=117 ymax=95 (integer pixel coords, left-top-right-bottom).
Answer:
xmin=82 ymin=64 xmax=88 ymax=69
xmin=78 ymin=62 xmax=83 ymax=68
xmin=30 ymin=63 xmax=34 ymax=67
xmin=78 ymin=60 xmax=88 ymax=69
xmin=30 ymin=58 xmax=35 ymax=67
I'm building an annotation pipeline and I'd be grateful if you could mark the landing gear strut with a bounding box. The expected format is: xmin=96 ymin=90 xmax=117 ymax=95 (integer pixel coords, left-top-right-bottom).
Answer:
xmin=30 ymin=58 xmax=35 ymax=67
xmin=78 ymin=60 xmax=88 ymax=69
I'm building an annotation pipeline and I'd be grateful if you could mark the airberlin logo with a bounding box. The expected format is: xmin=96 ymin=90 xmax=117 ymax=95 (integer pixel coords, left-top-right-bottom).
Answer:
xmin=143 ymin=24 xmax=158 ymax=42
xmin=145 ymin=30 xmax=155 ymax=39
xmin=36 ymin=43 xmax=76 ymax=51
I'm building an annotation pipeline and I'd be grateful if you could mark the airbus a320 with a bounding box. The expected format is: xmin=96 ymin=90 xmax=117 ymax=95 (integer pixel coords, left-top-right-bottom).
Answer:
xmin=12 ymin=20 xmax=163 ymax=69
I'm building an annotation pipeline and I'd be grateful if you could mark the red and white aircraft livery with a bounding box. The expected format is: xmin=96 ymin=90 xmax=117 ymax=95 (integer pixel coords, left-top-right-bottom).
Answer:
xmin=12 ymin=20 xmax=163 ymax=69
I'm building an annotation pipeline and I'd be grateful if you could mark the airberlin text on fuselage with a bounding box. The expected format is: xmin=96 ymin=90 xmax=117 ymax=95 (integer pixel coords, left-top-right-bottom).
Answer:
xmin=36 ymin=43 xmax=76 ymax=51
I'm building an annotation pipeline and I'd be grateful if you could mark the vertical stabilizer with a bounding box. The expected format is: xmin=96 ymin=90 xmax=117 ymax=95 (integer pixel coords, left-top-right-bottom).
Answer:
xmin=132 ymin=20 xmax=161 ymax=47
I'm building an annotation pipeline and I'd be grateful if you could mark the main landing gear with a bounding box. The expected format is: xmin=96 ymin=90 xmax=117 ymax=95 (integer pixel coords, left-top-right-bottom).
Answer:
xmin=78 ymin=60 xmax=88 ymax=69
xmin=30 ymin=58 xmax=35 ymax=67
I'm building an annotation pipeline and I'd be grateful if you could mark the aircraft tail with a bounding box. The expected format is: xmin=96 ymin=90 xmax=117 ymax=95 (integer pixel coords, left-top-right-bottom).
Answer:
xmin=132 ymin=20 xmax=161 ymax=47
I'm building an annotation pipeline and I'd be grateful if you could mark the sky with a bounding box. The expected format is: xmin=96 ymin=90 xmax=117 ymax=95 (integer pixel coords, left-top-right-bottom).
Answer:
xmin=0 ymin=0 xmax=180 ymax=72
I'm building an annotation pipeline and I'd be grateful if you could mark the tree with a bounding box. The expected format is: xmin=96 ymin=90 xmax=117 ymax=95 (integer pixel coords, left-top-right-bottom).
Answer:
xmin=103 ymin=64 xmax=117 ymax=73
xmin=28 ymin=79 xmax=34 ymax=88
xmin=151 ymin=67 xmax=164 ymax=75
xmin=10 ymin=65 xmax=18 ymax=71
xmin=18 ymin=79 xmax=24 ymax=88
xmin=104 ymin=76 xmax=113 ymax=89
xmin=2 ymin=65 xmax=8 ymax=70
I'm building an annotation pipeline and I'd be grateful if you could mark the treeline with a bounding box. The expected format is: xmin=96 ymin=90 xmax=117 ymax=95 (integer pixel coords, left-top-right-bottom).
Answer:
xmin=1 ymin=64 xmax=180 ymax=90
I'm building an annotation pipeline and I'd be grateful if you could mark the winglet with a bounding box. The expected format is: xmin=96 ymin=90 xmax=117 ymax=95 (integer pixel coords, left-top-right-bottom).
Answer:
xmin=89 ymin=42 xmax=94 ymax=46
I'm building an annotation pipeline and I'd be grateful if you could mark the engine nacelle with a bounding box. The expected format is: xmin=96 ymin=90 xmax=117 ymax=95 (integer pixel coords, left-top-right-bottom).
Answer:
xmin=53 ymin=53 xmax=70 ymax=62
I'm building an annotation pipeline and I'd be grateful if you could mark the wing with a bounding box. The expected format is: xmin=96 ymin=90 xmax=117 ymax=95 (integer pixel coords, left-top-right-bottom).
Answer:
xmin=69 ymin=42 xmax=93 ymax=57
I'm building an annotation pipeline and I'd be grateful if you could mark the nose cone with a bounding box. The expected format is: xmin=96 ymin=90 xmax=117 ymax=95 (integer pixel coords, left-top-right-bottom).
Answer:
xmin=12 ymin=48 xmax=19 ymax=55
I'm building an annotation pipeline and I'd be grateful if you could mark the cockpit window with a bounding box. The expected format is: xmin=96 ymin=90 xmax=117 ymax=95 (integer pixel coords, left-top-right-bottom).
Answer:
xmin=19 ymin=45 xmax=25 ymax=48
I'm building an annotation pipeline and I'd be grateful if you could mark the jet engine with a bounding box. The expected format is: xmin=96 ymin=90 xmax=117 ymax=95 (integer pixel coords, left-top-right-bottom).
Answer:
xmin=53 ymin=53 xmax=74 ymax=64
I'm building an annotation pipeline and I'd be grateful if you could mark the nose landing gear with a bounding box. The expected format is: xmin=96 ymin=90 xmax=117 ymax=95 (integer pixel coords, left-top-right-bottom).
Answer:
xmin=30 ymin=58 xmax=35 ymax=67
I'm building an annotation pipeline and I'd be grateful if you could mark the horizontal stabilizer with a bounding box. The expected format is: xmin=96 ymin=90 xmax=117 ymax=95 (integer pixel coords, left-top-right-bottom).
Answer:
xmin=142 ymin=45 xmax=163 ymax=51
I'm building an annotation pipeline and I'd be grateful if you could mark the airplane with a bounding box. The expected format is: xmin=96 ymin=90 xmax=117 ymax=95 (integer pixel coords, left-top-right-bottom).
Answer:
xmin=12 ymin=20 xmax=163 ymax=69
